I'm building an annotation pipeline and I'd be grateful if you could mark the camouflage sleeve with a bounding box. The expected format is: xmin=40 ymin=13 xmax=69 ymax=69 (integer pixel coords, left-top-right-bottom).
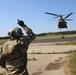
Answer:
xmin=0 ymin=47 xmax=6 ymax=68
xmin=22 ymin=25 xmax=36 ymax=43
xmin=0 ymin=46 xmax=3 ymax=55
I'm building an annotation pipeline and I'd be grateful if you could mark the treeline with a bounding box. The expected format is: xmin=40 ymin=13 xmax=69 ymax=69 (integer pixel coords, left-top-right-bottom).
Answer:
xmin=37 ymin=30 xmax=76 ymax=36
xmin=0 ymin=36 xmax=10 ymax=39
xmin=0 ymin=30 xmax=76 ymax=39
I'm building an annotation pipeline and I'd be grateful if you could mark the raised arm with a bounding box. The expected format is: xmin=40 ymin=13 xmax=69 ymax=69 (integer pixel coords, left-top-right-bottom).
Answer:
xmin=17 ymin=19 xmax=36 ymax=42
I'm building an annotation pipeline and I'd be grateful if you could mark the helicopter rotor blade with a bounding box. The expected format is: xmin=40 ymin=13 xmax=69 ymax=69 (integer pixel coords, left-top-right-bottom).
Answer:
xmin=65 ymin=19 xmax=73 ymax=21
xmin=45 ymin=12 xmax=59 ymax=17
xmin=54 ymin=15 xmax=64 ymax=18
xmin=64 ymin=12 xmax=73 ymax=19
xmin=54 ymin=16 xmax=60 ymax=18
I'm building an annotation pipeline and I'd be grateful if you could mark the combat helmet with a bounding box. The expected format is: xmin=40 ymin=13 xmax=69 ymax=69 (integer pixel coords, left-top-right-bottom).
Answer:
xmin=8 ymin=27 xmax=23 ymax=39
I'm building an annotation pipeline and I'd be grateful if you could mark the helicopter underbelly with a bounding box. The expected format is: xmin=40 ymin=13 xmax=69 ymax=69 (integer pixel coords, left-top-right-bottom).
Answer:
xmin=58 ymin=22 xmax=67 ymax=29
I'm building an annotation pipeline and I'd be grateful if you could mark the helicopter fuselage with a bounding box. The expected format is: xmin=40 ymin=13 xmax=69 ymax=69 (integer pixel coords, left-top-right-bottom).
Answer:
xmin=58 ymin=19 xmax=67 ymax=29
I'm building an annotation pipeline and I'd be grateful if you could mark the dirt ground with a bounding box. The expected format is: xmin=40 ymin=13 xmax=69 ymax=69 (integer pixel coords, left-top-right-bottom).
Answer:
xmin=28 ymin=54 xmax=68 ymax=75
xmin=0 ymin=42 xmax=76 ymax=75
xmin=27 ymin=43 xmax=76 ymax=75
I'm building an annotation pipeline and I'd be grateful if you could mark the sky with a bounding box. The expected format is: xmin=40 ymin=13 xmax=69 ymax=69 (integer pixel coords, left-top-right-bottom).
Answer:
xmin=0 ymin=0 xmax=76 ymax=37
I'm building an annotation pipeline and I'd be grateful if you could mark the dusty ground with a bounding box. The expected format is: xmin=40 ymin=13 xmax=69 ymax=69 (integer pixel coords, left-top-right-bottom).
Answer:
xmin=0 ymin=43 xmax=76 ymax=75
xmin=27 ymin=43 xmax=76 ymax=75
xmin=27 ymin=54 xmax=68 ymax=75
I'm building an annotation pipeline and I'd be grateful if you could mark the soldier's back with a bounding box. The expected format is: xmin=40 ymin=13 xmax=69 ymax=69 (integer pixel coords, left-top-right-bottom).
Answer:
xmin=3 ymin=39 xmax=29 ymax=53
xmin=1 ymin=40 xmax=28 ymax=74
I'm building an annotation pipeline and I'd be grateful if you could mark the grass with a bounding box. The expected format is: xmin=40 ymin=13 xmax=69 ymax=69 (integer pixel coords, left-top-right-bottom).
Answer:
xmin=36 ymin=34 xmax=76 ymax=40
xmin=0 ymin=33 xmax=76 ymax=42
xmin=55 ymin=41 xmax=76 ymax=45
xmin=28 ymin=50 xmax=76 ymax=54
xmin=68 ymin=51 xmax=76 ymax=75
xmin=0 ymin=39 xmax=8 ymax=43
xmin=28 ymin=57 xmax=37 ymax=61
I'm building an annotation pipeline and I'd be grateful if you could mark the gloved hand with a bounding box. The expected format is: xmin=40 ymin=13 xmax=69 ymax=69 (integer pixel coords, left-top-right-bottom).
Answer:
xmin=17 ymin=19 xmax=24 ymax=26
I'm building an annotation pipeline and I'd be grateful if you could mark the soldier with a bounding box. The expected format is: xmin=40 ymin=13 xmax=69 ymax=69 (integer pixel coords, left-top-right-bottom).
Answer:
xmin=0 ymin=19 xmax=36 ymax=75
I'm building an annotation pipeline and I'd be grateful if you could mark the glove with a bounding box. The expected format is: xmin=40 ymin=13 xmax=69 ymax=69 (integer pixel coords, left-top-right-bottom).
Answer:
xmin=17 ymin=19 xmax=24 ymax=26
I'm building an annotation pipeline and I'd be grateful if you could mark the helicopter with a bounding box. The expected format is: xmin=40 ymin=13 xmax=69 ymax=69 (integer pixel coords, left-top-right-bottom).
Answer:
xmin=45 ymin=12 xmax=73 ymax=29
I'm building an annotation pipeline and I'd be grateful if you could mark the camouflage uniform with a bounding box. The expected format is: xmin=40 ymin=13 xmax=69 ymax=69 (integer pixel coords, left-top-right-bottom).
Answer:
xmin=0 ymin=21 xmax=36 ymax=75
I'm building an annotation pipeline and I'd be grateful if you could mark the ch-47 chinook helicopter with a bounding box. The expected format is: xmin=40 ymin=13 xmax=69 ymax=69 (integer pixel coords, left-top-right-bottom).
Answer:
xmin=45 ymin=12 xmax=73 ymax=29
